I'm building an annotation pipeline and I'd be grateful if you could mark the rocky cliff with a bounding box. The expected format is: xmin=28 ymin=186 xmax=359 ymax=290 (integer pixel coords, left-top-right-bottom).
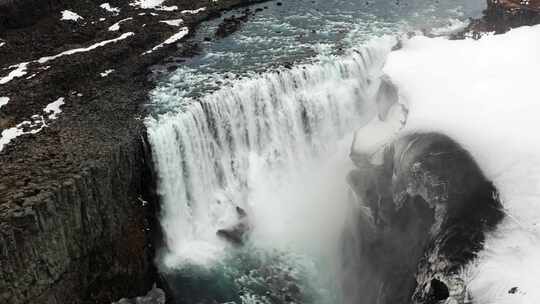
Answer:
xmin=0 ymin=0 xmax=267 ymax=303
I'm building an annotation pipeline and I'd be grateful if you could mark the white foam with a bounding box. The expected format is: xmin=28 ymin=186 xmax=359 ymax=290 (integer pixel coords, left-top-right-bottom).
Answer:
xmin=142 ymin=27 xmax=189 ymax=55
xmin=0 ymin=97 xmax=9 ymax=110
xmin=61 ymin=10 xmax=84 ymax=21
xmin=429 ymin=18 xmax=469 ymax=36
xmin=146 ymin=37 xmax=395 ymax=267
xmin=384 ymin=25 xmax=540 ymax=304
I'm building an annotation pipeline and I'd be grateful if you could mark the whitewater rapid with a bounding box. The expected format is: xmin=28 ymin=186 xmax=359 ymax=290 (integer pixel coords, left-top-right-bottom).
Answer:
xmin=146 ymin=38 xmax=395 ymax=270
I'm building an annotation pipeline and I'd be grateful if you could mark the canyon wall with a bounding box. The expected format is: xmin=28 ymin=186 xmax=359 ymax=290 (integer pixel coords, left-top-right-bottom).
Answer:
xmin=0 ymin=130 xmax=157 ymax=304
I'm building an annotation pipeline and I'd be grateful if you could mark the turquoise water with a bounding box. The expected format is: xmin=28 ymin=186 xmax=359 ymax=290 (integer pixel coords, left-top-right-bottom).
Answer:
xmin=147 ymin=1 xmax=486 ymax=303
xmin=149 ymin=0 xmax=484 ymax=111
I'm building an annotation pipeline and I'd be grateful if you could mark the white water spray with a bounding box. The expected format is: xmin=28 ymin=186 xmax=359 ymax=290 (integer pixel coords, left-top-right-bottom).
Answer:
xmin=146 ymin=37 xmax=395 ymax=270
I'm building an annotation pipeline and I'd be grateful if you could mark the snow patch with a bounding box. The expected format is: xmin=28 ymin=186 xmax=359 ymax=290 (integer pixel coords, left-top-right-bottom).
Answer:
xmin=142 ymin=27 xmax=189 ymax=55
xmin=0 ymin=62 xmax=29 ymax=85
xmin=61 ymin=10 xmax=84 ymax=21
xmin=0 ymin=97 xmax=9 ymax=110
xmin=100 ymin=69 xmax=115 ymax=77
xmin=44 ymin=98 xmax=65 ymax=119
xmin=0 ymin=97 xmax=65 ymax=151
xmin=384 ymin=25 xmax=540 ymax=304
xmin=37 ymin=32 xmax=134 ymax=64
xmin=130 ymin=0 xmax=177 ymax=11
xmin=0 ymin=33 xmax=133 ymax=85
xmin=100 ymin=3 xmax=120 ymax=14
xmin=108 ymin=18 xmax=133 ymax=31
xmin=181 ymin=7 xmax=206 ymax=15
xmin=160 ymin=19 xmax=184 ymax=26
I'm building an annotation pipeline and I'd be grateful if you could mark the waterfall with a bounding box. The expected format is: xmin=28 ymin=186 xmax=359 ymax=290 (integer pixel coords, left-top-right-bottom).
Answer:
xmin=146 ymin=37 xmax=395 ymax=271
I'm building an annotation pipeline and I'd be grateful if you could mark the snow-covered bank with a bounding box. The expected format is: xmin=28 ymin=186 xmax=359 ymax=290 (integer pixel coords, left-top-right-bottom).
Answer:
xmin=384 ymin=24 xmax=540 ymax=304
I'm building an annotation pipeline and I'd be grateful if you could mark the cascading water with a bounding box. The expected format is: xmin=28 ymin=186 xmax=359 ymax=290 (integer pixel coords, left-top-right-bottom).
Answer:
xmin=146 ymin=38 xmax=396 ymax=302
xmin=144 ymin=1 xmax=489 ymax=303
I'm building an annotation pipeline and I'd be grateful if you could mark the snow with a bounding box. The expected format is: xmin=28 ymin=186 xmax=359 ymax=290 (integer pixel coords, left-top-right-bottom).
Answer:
xmin=100 ymin=3 xmax=120 ymax=14
xmin=351 ymin=102 xmax=406 ymax=165
xmin=384 ymin=25 xmax=540 ymax=304
xmin=0 ymin=62 xmax=29 ymax=85
xmin=108 ymin=18 xmax=133 ymax=31
xmin=0 ymin=33 xmax=133 ymax=86
xmin=181 ymin=7 xmax=206 ymax=14
xmin=0 ymin=97 xmax=9 ymax=110
xmin=0 ymin=97 xmax=66 ymax=151
xmin=44 ymin=97 xmax=65 ymax=119
xmin=100 ymin=69 xmax=115 ymax=77
xmin=130 ymin=0 xmax=177 ymax=11
xmin=37 ymin=32 xmax=134 ymax=64
xmin=160 ymin=19 xmax=184 ymax=26
xmin=142 ymin=27 xmax=189 ymax=55
xmin=61 ymin=10 xmax=84 ymax=21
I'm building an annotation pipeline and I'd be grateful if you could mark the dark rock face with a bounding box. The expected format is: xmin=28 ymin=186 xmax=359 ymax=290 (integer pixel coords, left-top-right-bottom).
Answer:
xmin=456 ymin=0 xmax=540 ymax=38
xmin=0 ymin=0 xmax=268 ymax=303
xmin=343 ymin=132 xmax=504 ymax=304
xmin=0 ymin=134 xmax=156 ymax=304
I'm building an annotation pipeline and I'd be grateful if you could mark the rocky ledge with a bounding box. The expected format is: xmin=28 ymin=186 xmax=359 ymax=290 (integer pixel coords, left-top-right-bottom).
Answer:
xmin=462 ymin=0 xmax=540 ymax=36
xmin=0 ymin=1 xmax=267 ymax=303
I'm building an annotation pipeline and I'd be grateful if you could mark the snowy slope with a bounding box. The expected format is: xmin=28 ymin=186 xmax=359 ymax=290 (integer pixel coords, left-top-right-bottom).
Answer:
xmin=384 ymin=25 xmax=540 ymax=304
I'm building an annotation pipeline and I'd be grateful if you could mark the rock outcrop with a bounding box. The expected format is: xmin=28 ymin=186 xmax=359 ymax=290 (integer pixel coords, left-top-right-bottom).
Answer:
xmin=343 ymin=133 xmax=504 ymax=304
xmin=458 ymin=0 xmax=540 ymax=37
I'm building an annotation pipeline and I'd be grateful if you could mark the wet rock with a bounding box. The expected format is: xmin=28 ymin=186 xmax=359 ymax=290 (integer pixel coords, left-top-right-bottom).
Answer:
xmin=215 ymin=13 xmax=250 ymax=38
xmin=216 ymin=206 xmax=251 ymax=246
xmin=455 ymin=0 xmax=540 ymax=38
xmin=113 ymin=286 xmax=166 ymax=304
